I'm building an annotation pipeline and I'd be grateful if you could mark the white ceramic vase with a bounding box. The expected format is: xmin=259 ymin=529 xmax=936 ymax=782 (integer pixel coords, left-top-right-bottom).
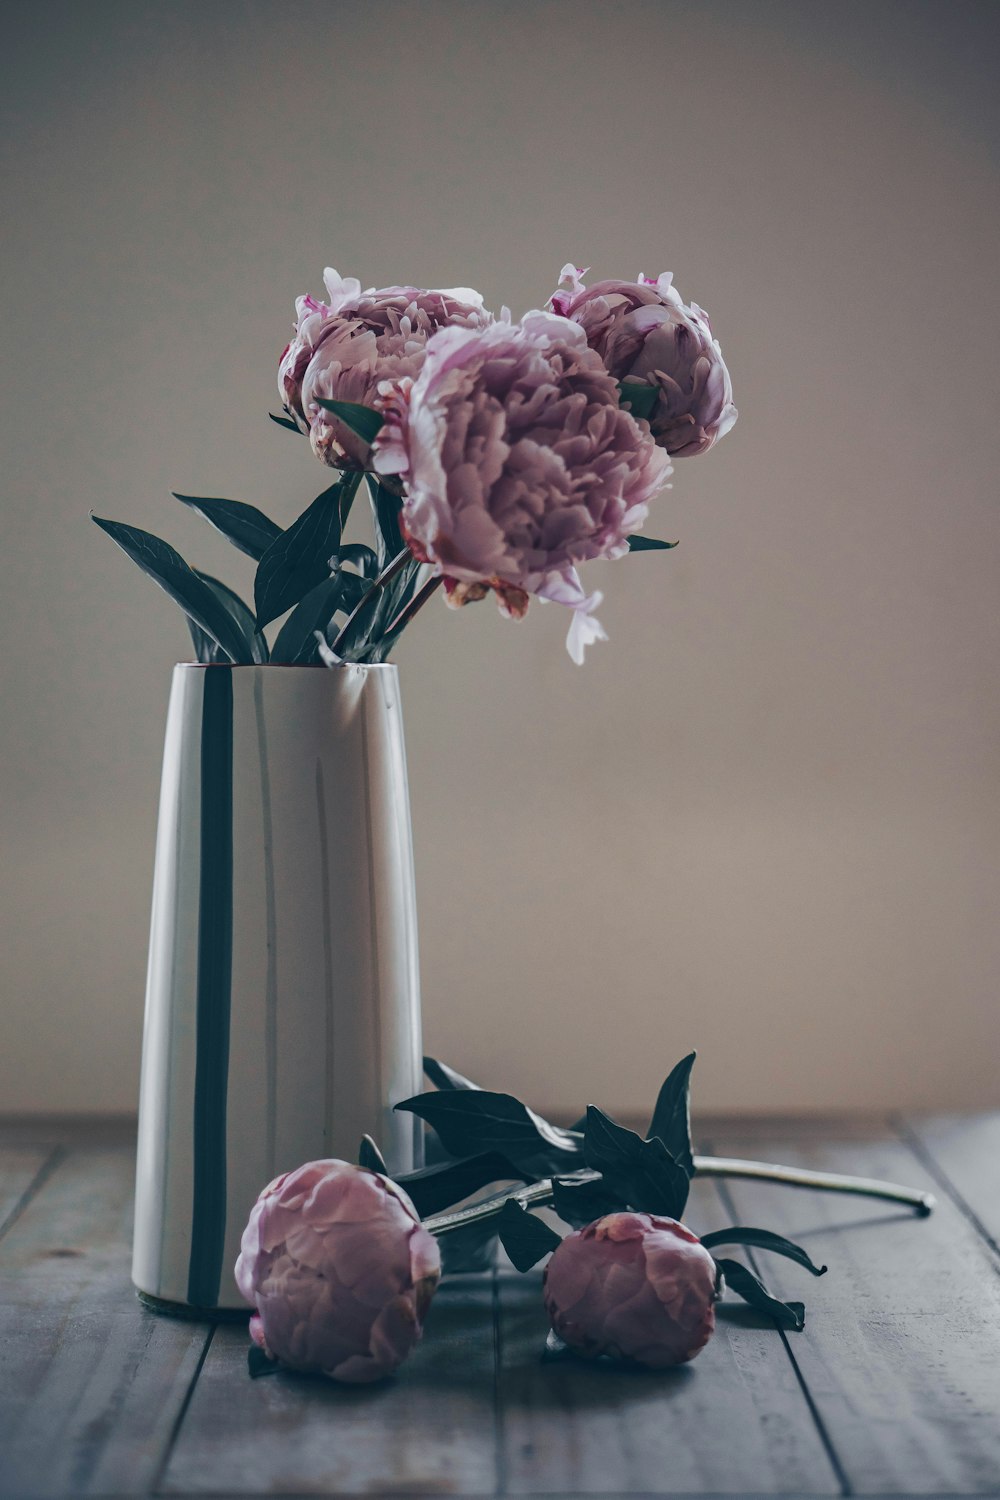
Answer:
xmin=132 ymin=663 xmax=423 ymax=1314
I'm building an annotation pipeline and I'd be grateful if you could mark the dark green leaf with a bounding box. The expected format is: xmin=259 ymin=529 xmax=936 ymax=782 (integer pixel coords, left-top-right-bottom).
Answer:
xmin=627 ymin=534 xmax=679 ymax=551
xmin=247 ymin=1345 xmax=281 ymax=1378
xmin=254 ymin=482 xmax=346 ymax=629
xmin=550 ymin=1175 xmax=626 ymax=1228
xmin=195 ymin=573 xmax=268 ymax=664
xmin=395 ymin=1089 xmax=581 ymax=1175
xmin=715 ymin=1258 xmax=806 ymax=1330
xmin=583 ymin=1106 xmax=690 ymax=1218
xmin=269 ymin=412 xmax=302 ymax=434
xmin=269 ymin=575 xmax=344 ymax=664
xmin=314 ymin=398 xmax=385 ymax=445
xmin=423 ymin=1056 xmax=483 ymax=1092
xmin=173 ymin=493 xmax=282 ymax=562
xmin=440 ymin=1221 xmax=499 ymax=1274
xmin=618 ymin=381 xmax=659 ymax=421
xmin=335 ymin=543 xmax=379 ymax=578
xmin=646 ymin=1051 xmax=696 ymax=1177
xmin=359 ymin=1135 xmax=388 ymax=1174
xmin=366 ymin=475 xmax=405 ymax=570
xmin=186 ymin=617 xmax=220 ymax=664
xmin=700 ymin=1227 xmax=827 ymax=1277
xmin=496 ymin=1199 xmax=562 ymax=1272
xmin=393 ymin=1150 xmax=528 ymax=1218
xmin=92 ymin=515 xmax=251 ymax=663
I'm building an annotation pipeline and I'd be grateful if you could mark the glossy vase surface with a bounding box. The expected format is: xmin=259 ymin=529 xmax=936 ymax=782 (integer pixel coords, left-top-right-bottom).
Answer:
xmin=132 ymin=663 xmax=422 ymax=1313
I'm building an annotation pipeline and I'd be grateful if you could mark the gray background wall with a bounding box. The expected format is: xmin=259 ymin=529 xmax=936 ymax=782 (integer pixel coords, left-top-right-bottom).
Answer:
xmin=2 ymin=0 xmax=998 ymax=1116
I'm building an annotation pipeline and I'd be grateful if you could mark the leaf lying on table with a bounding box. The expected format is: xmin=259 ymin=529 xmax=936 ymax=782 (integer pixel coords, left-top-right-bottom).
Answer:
xmin=550 ymin=1174 xmax=626 ymax=1228
xmin=358 ymin=1135 xmax=388 ymax=1174
xmin=584 ymin=1106 xmax=690 ymax=1219
xmin=714 ymin=1258 xmax=806 ymax=1331
xmin=393 ymin=1150 xmax=530 ymax=1218
xmin=247 ymin=1345 xmax=281 ymax=1379
xmin=645 ymin=1050 xmax=696 ymax=1177
xmin=496 ymin=1199 xmax=563 ymax=1272
xmin=701 ymin=1227 xmax=827 ymax=1277
xmin=423 ymin=1055 xmax=484 ymax=1092
xmin=395 ymin=1088 xmax=582 ymax=1175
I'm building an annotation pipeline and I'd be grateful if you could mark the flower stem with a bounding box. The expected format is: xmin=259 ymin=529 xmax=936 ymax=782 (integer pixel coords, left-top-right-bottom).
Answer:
xmin=384 ymin=575 xmax=442 ymax=638
xmin=329 ymin=547 xmax=411 ymax=657
xmin=423 ymin=1155 xmax=934 ymax=1238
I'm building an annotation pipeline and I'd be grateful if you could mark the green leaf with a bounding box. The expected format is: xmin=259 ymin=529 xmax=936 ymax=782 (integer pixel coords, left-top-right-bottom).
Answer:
xmin=440 ymin=1220 xmax=499 ymax=1274
xmin=195 ymin=573 xmax=268 ymax=664
xmin=627 ymin=534 xmax=679 ymax=551
xmin=714 ymin=1258 xmax=806 ymax=1330
xmin=269 ymin=575 xmax=345 ymax=665
xmin=423 ymin=1056 xmax=483 ymax=1092
xmin=173 ymin=493 xmax=282 ymax=562
xmin=583 ymin=1106 xmax=690 ymax=1218
xmin=393 ymin=1150 xmax=528 ymax=1218
xmin=358 ymin=1135 xmax=388 ymax=1174
xmin=395 ymin=1089 xmax=582 ymax=1175
xmin=496 ymin=1199 xmax=562 ymax=1272
xmin=618 ymin=381 xmax=659 ymax=421
xmin=254 ymin=482 xmax=346 ymax=629
xmin=335 ymin=543 xmax=379 ymax=578
xmin=646 ymin=1051 xmax=696 ymax=1177
xmin=92 ymin=515 xmax=252 ymax=663
xmin=185 ymin=617 xmax=220 ymax=664
xmin=366 ymin=475 xmax=405 ymax=570
xmin=550 ymin=1175 xmax=626 ymax=1229
xmin=314 ymin=398 xmax=385 ymax=445
xmin=700 ymin=1227 xmax=827 ymax=1277
xmin=247 ymin=1345 xmax=281 ymax=1378
xmin=269 ymin=412 xmax=302 ymax=434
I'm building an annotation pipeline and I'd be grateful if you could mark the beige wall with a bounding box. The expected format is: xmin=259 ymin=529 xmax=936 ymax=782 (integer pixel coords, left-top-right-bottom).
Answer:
xmin=2 ymin=0 xmax=998 ymax=1117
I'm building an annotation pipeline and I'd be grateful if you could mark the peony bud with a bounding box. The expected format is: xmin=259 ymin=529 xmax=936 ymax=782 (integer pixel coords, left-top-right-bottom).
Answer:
xmin=235 ymin=1158 xmax=441 ymax=1384
xmin=549 ymin=266 xmax=737 ymax=458
xmin=543 ymin=1212 xmax=717 ymax=1367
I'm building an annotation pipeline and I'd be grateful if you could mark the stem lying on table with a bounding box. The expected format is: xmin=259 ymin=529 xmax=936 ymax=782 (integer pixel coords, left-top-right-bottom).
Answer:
xmin=423 ymin=1155 xmax=934 ymax=1237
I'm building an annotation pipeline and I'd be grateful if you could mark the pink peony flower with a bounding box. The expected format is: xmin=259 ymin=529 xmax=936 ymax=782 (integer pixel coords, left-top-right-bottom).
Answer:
xmin=235 ymin=1158 xmax=441 ymax=1384
xmin=278 ymin=269 xmax=492 ymax=466
xmin=543 ymin=1212 xmax=717 ymax=1367
xmin=550 ymin=266 xmax=737 ymax=458
xmin=372 ymin=310 xmax=671 ymax=663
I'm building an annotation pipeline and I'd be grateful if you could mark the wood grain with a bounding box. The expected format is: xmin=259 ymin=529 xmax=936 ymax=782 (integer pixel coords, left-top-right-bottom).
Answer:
xmin=0 ymin=1143 xmax=209 ymax=1499
xmin=162 ymin=1275 xmax=498 ymax=1496
xmin=495 ymin=1178 xmax=840 ymax=1496
xmin=904 ymin=1111 xmax=1000 ymax=1251
xmin=714 ymin=1122 xmax=1000 ymax=1495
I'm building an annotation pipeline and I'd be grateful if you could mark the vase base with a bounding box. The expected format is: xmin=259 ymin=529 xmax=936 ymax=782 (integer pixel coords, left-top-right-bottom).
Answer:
xmin=136 ymin=1288 xmax=251 ymax=1322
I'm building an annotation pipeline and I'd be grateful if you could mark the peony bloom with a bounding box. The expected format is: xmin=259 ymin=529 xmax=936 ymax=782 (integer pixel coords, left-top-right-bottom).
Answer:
xmin=550 ymin=266 xmax=737 ymax=458
xmin=543 ymin=1212 xmax=717 ymax=1367
xmin=235 ymin=1158 xmax=441 ymax=1384
xmin=278 ymin=269 xmax=492 ymax=466
xmin=372 ymin=310 xmax=671 ymax=662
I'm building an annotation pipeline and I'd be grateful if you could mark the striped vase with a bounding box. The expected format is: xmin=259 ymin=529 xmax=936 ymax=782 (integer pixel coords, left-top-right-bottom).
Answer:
xmin=131 ymin=663 xmax=423 ymax=1315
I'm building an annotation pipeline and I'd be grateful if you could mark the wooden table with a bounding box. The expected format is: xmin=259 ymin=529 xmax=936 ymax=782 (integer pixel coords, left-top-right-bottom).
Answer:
xmin=2 ymin=1113 xmax=999 ymax=1499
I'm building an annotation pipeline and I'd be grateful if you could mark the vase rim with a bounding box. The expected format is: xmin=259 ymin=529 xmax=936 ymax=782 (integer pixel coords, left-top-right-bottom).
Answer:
xmin=174 ymin=661 xmax=398 ymax=671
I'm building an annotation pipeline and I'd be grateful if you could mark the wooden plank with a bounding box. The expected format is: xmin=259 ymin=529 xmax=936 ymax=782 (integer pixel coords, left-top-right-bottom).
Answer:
xmin=0 ymin=1145 xmax=57 ymax=1236
xmin=713 ymin=1123 xmax=1000 ymax=1495
xmin=904 ymin=1111 xmax=1000 ymax=1251
xmin=162 ymin=1272 xmax=498 ymax=1495
xmin=496 ymin=1178 xmax=840 ymax=1496
xmin=0 ymin=1143 xmax=210 ymax=1499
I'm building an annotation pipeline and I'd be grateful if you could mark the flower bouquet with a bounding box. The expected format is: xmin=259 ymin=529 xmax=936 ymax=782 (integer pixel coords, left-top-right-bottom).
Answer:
xmin=96 ymin=261 xmax=931 ymax=1333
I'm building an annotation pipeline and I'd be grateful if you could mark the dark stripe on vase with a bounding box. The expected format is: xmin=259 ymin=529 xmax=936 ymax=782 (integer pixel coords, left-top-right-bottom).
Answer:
xmin=254 ymin=673 xmax=279 ymax=1179
xmin=187 ymin=667 xmax=234 ymax=1307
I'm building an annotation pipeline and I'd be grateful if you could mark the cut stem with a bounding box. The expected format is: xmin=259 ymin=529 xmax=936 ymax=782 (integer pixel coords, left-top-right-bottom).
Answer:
xmin=423 ymin=1154 xmax=934 ymax=1238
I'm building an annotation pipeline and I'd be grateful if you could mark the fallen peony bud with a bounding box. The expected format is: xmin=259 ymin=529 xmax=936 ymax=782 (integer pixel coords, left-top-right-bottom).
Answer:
xmin=543 ymin=1212 xmax=717 ymax=1367
xmin=235 ymin=1158 xmax=441 ymax=1384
